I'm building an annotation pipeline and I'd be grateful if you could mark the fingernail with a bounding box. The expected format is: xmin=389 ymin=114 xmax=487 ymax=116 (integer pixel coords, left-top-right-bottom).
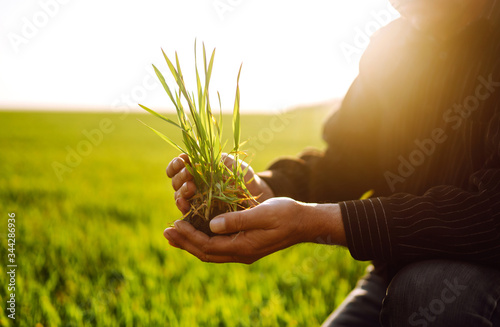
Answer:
xmin=210 ymin=217 xmax=226 ymax=233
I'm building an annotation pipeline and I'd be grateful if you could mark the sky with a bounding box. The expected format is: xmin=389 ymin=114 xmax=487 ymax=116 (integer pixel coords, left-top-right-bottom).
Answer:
xmin=0 ymin=0 xmax=400 ymax=114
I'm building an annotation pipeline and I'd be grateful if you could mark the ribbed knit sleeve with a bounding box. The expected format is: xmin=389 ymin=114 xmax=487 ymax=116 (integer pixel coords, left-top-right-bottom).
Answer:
xmin=339 ymin=198 xmax=394 ymax=262
xmin=341 ymin=174 xmax=500 ymax=265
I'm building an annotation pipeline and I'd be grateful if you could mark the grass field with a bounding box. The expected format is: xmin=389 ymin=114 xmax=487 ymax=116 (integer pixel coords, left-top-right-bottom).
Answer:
xmin=0 ymin=109 xmax=368 ymax=326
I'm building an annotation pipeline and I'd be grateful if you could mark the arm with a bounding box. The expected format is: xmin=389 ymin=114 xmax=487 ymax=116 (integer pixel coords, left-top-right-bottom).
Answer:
xmin=257 ymin=75 xmax=386 ymax=204
xmin=255 ymin=23 xmax=500 ymax=267
xmin=163 ymin=59 xmax=390 ymax=264
xmin=341 ymin=110 xmax=500 ymax=267
xmin=164 ymin=21 xmax=500 ymax=267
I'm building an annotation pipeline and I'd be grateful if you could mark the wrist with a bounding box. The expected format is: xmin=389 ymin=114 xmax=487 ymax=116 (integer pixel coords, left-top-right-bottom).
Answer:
xmin=298 ymin=202 xmax=346 ymax=246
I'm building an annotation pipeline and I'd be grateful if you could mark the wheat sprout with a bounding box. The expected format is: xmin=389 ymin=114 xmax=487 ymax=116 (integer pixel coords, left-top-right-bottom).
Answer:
xmin=139 ymin=41 xmax=255 ymax=222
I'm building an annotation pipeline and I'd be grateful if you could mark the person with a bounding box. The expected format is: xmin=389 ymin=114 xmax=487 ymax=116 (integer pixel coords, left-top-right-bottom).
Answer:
xmin=163 ymin=0 xmax=500 ymax=325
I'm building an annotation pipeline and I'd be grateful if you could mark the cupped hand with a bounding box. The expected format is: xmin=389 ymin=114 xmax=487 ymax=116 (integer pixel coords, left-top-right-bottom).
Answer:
xmin=166 ymin=154 xmax=196 ymax=215
xmin=163 ymin=197 xmax=345 ymax=264
xmin=163 ymin=198 xmax=305 ymax=264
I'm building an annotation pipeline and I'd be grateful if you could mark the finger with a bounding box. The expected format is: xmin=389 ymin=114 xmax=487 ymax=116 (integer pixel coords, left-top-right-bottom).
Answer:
xmin=166 ymin=154 xmax=190 ymax=178
xmin=221 ymin=153 xmax=232 ymax=165
xmin=163 ymin=228 xmax=181 ymax=248
xmin=221 ymin=153 xmax=254 ymax=184
xmin=171 ymin=220 xmax=281 ymax=263
xmin=167 ymin=221 xmax=256 ymax=263
xmin=209 ymin=206 xmax=274 ymax=234
xmin=171 ymin=167 xmax=193 ymax=191
xmin=175 ymin=197 xmax=190 ymax=214
xmin=168 ymin=239 xmax=181 ymax=249
xmin=166 ymin=157 xmax=185 ymax=178
xmin=202 ymin=230 xmax=290 ymax=260
xmin=221 ymin=153 xmax=242 ymax=172
xmin=174 ymin=181 xmax=197 ymax=200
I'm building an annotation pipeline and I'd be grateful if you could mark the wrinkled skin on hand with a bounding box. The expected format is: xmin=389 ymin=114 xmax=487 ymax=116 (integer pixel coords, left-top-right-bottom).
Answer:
xmin=163 ymin=198 xmax=309 ymax=264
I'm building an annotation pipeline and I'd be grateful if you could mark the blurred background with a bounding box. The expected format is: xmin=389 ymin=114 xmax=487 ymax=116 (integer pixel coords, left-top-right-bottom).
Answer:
xmin=0 ymin=0 xmax=398 ymax=113
xmin=0 ymin=0 xmax=398 ymax=326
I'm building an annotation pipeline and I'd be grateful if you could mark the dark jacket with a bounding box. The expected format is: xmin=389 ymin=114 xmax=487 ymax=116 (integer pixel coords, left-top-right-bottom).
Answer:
xmin=258 ymin=14 xmax=500 ymax=271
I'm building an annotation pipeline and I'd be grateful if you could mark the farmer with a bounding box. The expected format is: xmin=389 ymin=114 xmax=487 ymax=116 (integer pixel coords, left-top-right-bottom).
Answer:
xmin=164 ymin=0 xmax=500 ymax=325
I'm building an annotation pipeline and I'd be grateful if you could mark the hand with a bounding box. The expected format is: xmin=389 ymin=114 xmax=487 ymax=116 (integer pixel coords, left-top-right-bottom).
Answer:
xmin=163 ymin=197 xmax=346 ymax=264
xmin=166 ymin=154 xmax=274 ymax=214
xmin=166 ymin=154 xmax=196 ymax=215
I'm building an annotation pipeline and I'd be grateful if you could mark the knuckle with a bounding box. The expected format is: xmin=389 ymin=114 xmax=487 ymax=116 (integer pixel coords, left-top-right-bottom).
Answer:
xmin=179 ymin=199 xmax=189 ymax=210
xmin=168 ymin=164 xmax=180 ymax=180
xmin=186 ymin=182 xmax=196 ymax=197
xmin=175 ymin=198 xmax=182 ymax=209
xmin=182 ymin=168 xmax=193 ymax=182
xmin=180 ymin=183 xmax=188 ymax=197
xmin=172 ymin=174 xmax=182 ymax=191
xmin=232 ymin=214 xmax=244 ymax=231
xmin=175 ymin=157 xmax=184 ymax=168
xmin=166 ymin=166 xmax=174 ymax=178
xmin=171 ymin=177 xmax=179 ymax=190
xmin=170 ymin=158 xmax=184 ymax=174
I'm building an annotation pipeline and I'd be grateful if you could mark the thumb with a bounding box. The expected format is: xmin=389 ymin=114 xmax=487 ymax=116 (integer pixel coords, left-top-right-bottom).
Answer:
xmin=209 ymin=207 xmax=264 ymax=234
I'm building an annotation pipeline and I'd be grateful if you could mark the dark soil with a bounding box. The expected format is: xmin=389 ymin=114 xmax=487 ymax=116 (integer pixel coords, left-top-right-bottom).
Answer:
xmin=183 ymin=207 xmax=226 ymax=237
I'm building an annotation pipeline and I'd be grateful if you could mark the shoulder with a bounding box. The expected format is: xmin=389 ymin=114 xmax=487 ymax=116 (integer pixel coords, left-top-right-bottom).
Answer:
xmin=370 ymin=18 xmax=417 ymax=47
xmin=360 ymin=18 xmax=419 ymax=72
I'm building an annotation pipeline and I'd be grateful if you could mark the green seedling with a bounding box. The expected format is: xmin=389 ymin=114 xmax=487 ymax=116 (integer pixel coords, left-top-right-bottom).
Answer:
xmin=139 ymin=41 xmax=255 ymax=235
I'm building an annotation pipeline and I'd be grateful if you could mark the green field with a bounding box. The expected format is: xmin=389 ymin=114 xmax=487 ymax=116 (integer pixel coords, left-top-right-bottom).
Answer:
xmin=0 ymin=109 xmax=368 ymax=326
